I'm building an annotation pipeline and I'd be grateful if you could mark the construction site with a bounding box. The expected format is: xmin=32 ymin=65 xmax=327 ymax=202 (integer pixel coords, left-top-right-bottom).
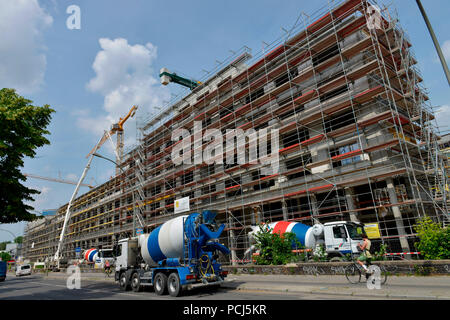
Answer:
xmin=22 ymin=0 xmax=449 ymax=265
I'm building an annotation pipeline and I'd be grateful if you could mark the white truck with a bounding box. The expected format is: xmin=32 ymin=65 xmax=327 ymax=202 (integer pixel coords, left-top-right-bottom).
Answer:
xmin=249 ymin=220 xmax=368 ymax=261
xmin=82 ymin=248 xmax=115 ymax=268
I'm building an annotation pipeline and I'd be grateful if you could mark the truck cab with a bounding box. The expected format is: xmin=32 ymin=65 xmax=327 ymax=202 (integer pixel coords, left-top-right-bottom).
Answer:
xmin=323 ymin=221 xmax=364 ymax=257
xmin=95 ymin=248 xmax=116 ymax=268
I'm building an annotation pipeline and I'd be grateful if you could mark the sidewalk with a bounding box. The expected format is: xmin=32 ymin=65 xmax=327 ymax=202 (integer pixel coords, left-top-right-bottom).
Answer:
xmin=35 ymin=271 xmax=450 ymax=299
xmin=221 ymin=274 xmax=450 ymax=299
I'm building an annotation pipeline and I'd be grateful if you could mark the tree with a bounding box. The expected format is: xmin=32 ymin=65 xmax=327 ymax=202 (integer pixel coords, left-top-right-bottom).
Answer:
xmin=14 ymin=236 xmax=23 ymax=244
xmin=414 ymin=217 xmax=450 ymax=260
xmin=0 ymin=252 xmax=12 ymax=262
xmin=0 ymin=88 xmax=54 ymax=223
xmin=0 ymin=241 xmax=11 ymax=251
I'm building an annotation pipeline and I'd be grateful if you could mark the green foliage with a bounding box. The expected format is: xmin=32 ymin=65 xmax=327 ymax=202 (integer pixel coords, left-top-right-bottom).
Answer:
xmin=414 ymin=217 xmax=450 ymax=260
xmin=253 ymin=223 xmax=302 ymax=265
xmin=0 ymin=252 xmax=12 ymax=262
xmin=0 ymin=88 xmax=54 ymax=223
xmin=312 ymin=244 xmax=328 ymax=262
xmin=373 ymin=243 xmax=388 ymax=261
xmin=14 ymin=236 xmax=23 ymax=244
xmin=0 ymin=241 xmax=11 ymax=251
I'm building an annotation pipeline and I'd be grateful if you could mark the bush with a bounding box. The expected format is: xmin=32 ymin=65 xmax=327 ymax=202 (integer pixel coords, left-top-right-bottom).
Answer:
xmin=414 ymin=217 xmax=450 ymax=260
xmin=373 ymin=243 xmax=388 ymax=261
xmin=254 ymin=223 xmax=302 ymax=265
xmin=0 ymin=252 xmax=11 ymax=262
xmin=312 ymin=244 xmax=328 ymax=262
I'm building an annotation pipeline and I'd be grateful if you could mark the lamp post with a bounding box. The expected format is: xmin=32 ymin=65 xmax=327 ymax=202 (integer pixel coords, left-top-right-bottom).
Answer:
xmin=0 ymin=229 xmax=17 ymax=241
xmin=416 ymin=0 xmax=450 ymax=86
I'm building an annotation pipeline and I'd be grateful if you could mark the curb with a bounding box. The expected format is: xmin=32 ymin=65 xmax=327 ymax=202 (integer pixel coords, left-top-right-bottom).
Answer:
xmin=220 ymin=281 xmax=450 ymax=300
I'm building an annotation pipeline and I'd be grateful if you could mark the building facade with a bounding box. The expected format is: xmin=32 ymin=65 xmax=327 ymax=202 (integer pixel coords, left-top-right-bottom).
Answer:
xmin=23 ymin=0 xmax=449 ymax=264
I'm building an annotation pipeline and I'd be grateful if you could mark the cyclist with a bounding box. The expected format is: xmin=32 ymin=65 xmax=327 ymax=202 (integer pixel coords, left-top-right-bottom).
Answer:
xmin=104 ymin=260 xmax=111 ymax=274
xmin=356 ymin=233 xmax=372 ymax=273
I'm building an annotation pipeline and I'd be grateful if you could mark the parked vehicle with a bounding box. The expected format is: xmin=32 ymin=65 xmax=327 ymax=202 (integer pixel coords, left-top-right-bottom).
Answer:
xmin=114 ymin=210 xmax=229 ymax=297
xmin=0 ymin=261 xmax=6 ymax=282
xmin=249 ymin=220 xmax=367 ymax=260
xmin=15 ymin=264 xmax=32 ymax=277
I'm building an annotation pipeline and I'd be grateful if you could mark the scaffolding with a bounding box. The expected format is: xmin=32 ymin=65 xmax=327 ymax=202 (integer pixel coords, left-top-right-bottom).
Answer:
xmin=22 ymin=0 xmax=449 ymax=264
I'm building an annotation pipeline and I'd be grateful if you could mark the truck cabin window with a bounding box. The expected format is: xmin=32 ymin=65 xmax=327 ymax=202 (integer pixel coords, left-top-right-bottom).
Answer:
xmin=333 ymin=226 xmax=347 ymax=239
xmin=100 ymin=250 xmax=114 ymax=258
xmin=346 ymin=224 xmax=363 ymax=240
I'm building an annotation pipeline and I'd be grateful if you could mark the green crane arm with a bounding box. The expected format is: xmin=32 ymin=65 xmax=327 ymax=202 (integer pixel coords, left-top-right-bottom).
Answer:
xmin=160 ymin=71 xmax=201 ymax=90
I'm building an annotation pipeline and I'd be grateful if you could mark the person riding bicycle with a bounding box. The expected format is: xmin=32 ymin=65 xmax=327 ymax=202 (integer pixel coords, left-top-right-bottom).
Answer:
xmin=356 ymin=233 xmax=372 ymax=273
xmin=104 ymin=260 xmax=111 ymax=273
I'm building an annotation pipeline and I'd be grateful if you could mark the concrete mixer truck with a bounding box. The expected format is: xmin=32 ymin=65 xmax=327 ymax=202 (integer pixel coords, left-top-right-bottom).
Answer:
xmin=114 ymin=210 xmax=230 ymax=297
xmin=82 ymin=248 xmax=115 ymax=268
xmin=249 ymin=220 xmax=367 ymax=261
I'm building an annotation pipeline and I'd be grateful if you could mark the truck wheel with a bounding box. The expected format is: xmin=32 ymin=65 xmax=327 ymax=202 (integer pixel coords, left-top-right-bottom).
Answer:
xmin=154 ymin=273 xmax=168 ymax=295
xmin=119 ymin=272 xmax=130 ymax=291
xmin=167 ymin=272 xmax=182 ymax=297
xmin=131 ymin=272 xmax=142 ymax=292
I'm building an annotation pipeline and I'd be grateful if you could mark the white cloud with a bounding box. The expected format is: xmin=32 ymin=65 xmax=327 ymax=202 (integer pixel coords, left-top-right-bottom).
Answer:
xmin=0 ymin=0 xmax=53 ymax=93
xmin=81 ymin=38 xmax=170 ymax=148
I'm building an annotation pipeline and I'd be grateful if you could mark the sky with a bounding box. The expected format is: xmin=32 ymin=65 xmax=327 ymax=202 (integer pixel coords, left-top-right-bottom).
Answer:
xmin=0 ymin=0 xmax=449 ymax=242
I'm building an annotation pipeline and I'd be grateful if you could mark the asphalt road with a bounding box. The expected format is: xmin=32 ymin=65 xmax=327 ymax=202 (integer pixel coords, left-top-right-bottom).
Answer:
xmin=0 ymin=274 xmax=379 ymax=300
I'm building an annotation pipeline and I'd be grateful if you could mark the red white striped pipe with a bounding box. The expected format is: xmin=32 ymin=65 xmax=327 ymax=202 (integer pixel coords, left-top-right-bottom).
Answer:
xmin=384 ymin=252 xmax=421 ymax=256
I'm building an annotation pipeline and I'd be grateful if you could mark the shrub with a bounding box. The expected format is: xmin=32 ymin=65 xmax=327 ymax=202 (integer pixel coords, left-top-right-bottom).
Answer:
xmin=312 ymin=244 xmax=328 ymax=262
xmin=254 ymin=223 xmax=302 ymax=265
xmin=414 ymin=217 xmax=450 ymax=260
xmin=373 ymin=243 xmax=388 ymax=261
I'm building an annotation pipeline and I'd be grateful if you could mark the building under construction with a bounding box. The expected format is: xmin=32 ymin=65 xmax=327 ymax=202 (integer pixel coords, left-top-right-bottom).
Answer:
xmin=23 ymin=0 xmax=449 ymax=264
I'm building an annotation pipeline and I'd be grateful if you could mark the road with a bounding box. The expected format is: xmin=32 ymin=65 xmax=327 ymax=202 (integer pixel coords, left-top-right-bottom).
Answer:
xmin=0 ymin=274 xmax=382 ymax=300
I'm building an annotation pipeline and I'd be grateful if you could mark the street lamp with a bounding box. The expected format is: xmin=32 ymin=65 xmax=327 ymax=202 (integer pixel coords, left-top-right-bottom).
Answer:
xmin=93 ymin=153 xmax=124 ymax=173
xmin=0 ymin=229 xmax=17 ymax=241
xmin=416 ymin=0 xmax=450 ymax=86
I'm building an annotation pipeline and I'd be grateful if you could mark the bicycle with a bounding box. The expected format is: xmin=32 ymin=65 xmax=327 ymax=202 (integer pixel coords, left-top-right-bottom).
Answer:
xmin=104 ymin=266 xmax=113 ymax=278
xmin=344 ymin=257 xmax=388 ymax=286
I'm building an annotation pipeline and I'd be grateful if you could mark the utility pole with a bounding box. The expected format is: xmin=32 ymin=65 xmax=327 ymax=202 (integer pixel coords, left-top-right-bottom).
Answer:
xmin=416 ymin=0 xmax=450 ymax=86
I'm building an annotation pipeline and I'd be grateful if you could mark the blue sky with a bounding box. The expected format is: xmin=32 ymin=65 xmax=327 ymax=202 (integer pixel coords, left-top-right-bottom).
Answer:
xmin=1 ymin=0 xmax=449 ymax=242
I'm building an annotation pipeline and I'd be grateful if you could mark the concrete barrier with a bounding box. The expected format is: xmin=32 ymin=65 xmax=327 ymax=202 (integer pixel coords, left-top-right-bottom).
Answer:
xmin=223 ymin=260 xmax=450 ymax=276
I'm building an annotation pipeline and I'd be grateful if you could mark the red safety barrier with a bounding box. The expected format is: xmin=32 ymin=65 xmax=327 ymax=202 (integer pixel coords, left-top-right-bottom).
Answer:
xmin=384 ymin=252 xmax=421 ymax=256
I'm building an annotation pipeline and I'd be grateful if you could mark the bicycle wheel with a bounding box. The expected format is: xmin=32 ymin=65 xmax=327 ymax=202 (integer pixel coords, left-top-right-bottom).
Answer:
xmin=345 ymin=264 xmax=361 ymax=284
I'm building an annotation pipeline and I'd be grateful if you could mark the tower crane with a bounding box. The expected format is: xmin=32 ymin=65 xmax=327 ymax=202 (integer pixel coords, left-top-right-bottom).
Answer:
xmin=86 ymin=105 xmax=138 ymax=175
